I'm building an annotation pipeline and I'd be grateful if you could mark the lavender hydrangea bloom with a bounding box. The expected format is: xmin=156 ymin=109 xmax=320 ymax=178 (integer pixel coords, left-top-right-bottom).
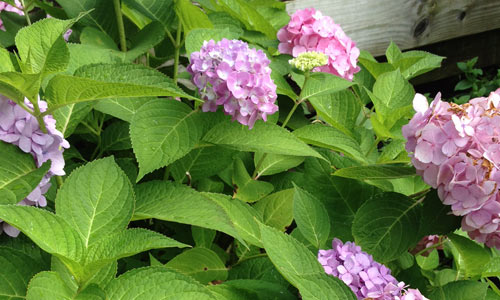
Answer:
xmin=403 ymin=90 xmax=500 ymax=248
xmin=187 ymin=39 xmax=278 ymax=129
xmin=0 ymin=95 xmax=69 ymax=237
xmin=318 ymin=239 xmax=428 ymax=300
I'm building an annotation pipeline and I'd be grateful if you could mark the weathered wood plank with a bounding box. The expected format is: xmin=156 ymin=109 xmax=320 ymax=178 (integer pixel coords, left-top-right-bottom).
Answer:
xmin=286 ymin=0 xmax=500 ymax=56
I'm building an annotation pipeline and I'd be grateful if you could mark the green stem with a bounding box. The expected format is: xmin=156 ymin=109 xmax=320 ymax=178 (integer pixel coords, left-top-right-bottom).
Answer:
xmin=31 ymin=100 xmax=47 ymax=134
xmin=56 ymin=176 xmax=64 ymax=188
xmin=173 ymin=19 xmax=182 ymax=85
xmin=113 ymin=0 xmax=127 ymax=52
xmin=20 ymin=0 xmax=31 ymax=25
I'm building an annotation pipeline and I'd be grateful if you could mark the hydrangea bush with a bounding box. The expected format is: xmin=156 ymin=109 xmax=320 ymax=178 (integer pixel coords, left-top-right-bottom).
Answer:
xmin=0 ymin=1 xmax=497 ymax=299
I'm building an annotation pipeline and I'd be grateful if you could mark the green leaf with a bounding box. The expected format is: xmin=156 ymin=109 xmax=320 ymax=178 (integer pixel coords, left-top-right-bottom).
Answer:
xmin=45 ymin=63 xmax=199 ymax=112
xmin=217 ymin=0 xmax=276 ymax=39
xmin=395 ymin=50 xmax=444 ymax=79
xmin=0 ymin=247 xmax=45 ymax=299
xmin=101 ymin=121 xmax=132 ymax=152
xmin=429 ymin=280 xmax=488 ymax=300
xmin=165 ymin=248 xmax=227 ymax=284
xmin=0 ymin=72 xmax=41 ymax=104
xmin=418 ymin=190 xmax=461 ymax=237
xmin=0 ymin=142 xmax=50 ymax=204
xmin=293 ymin=124 xmax=366 ymax=163
xmin=0 ymin=47 xmax=15 ymax=72
xmin=56 ymin=157 xmax=134 ymax=247
xmin=125 ymin=21 xmax=165 ymax=61
xmin=385 ymin=41 xmax=402 ymax=64
xmin=448 ymin=233 xmax=491 ymax=278
xmin=333 ymin=164 xmax=416 ymax=179
xmin=416 ymin=249 xmax=439 ymax=270
xmin=217 ymin=280 xmax=295 ymax=299
xmin=192 ymin=226 xmax=216 ymax=248
xmin=260 ymin=224 xmax=357 ymax=300
xmin=203 ymin=121 xmax=322 ymax=159
xmin=254 ymin=189 xmax=294 ymax=231
xmin=352 ymin=192 xmax=422 ymax=263
xmin=104 ymin=267 xmax=215 ymax=300
xmin=232 ymin=158 xmax=274 ymax=203
xmin=254 ymin=152 xmax=304 ymax=177
xmin=300 ymin=72 xmax=354 ymax=100
xmin=15 ymin=17 xmax=72 ymax=74
xmin=53 ymin=102 xmax=93 ymax=138
xmin=0 ymin=205 xmax=85 ymax=261
xmin=271 ymin=71 xmax=298 ymax=100
xmin=133 ymin=181 xmax=244 ymax=244
xmin=170 ymin=146 xmax=235 ymax=182
xmin=309 ymin=90 xmax=360 ymax=135
xmin=293 ymin=185 xmax=330 ymax=249
xmin=84 ymin=228 xmax=188 ymax=270
xmin=228 ymin=257 xmax=287 ymax=286
xmin=175 ymin=0 xmax=213 ymax=33
xmin=123 ymin=0 xmax=175 ymax=31
xmin=80 ymin=27 xmax=118 ymax=50
xmin=130 ymin=99 xmax=203 ymax=180
xmin=55 ymin=0 xmax=118 ymax=41
xmin=185 ymin=28 xmax=240 ymax=57
xmin=370 ymin=69 xmax=414 ymax=122
xmin=93 ymin=97 xmax=154 ymax=123
xmin=26 ymin=271 xmax=76 ymax=300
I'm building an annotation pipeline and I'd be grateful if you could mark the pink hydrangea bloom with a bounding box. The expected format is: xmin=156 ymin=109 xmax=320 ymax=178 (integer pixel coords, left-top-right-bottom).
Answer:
xmin=319 ymin=238 xmax=428 ymax=299
xmin=410 ymin=235 xmax=443 ymax=256
xmin=0 ymin=95 xmax=69 ymax=237
xmin=278 ymin=8 xmax=360 ymax=80
xmin=188 ymin=39 xmax=278 ymax=129
xmin=403 ymin=90 xmax=500 ymax=248
xmin=0 ymin=1 xmax=23 ymax=30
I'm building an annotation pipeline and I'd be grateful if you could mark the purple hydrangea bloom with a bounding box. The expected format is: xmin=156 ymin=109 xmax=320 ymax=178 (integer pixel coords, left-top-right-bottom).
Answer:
xmin=318 ymin=239 xmax=428 ymax=300
xmin=403 ymin=90 xmax=500 ymax=248
xmin=0 ymin=95 xmax=69 ymax=237
xmin=187 ymin=39 xmax=278 ymax=129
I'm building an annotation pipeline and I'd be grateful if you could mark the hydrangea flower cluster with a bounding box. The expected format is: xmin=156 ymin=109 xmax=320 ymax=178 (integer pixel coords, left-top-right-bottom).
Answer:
xmin=278 ymin=8 xmax=360 ymax=81
xmin=403 ymin=91 xmax=500 ymax=248
xmin=318 ymin=239 xmax=428 ymax=300
xmin=289 ymin=51 xmax=328 ymax=72
xmin=0 ymin=0 xmax=23 ymax=30
xmin=0 ymin=95 xmax=69 ymax=237
xmin=187 ymin=39 xmax=278 ymax=129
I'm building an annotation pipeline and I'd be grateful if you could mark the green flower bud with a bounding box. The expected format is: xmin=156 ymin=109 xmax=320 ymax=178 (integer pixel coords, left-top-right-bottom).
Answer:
xmin=289 ymin=51 xmax=328 ymax=72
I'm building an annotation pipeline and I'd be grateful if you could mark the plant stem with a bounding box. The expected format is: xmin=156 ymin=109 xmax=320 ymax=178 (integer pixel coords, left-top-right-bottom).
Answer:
xmin=173 ymin=19 xmax=182 ymax=85
xmin=56 ymin=176 xmax=64 ymax=188
xmin=113 ymin=0 xmax=127 ymax=52
xmin=30 ymin=99 xmax=48 ymax=133
xmin=20 ymin=0 xmax=31 ymax=25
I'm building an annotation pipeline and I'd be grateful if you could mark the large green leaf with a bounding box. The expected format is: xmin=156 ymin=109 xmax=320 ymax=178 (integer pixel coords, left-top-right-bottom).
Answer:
xmin=333 ymin=164 xmax=416 ymax=179
xmin=0 ymin=48 xmax=15 ymax=72
xmin=228 ymin=257 xmax=287 ymax=286
xmin=45 ymin=63 xmax=200 ymax=112
xmin=254 ymin=189 xmax=294 ymax=231
xmin=0 ymin=247 xmax=45 ymax=300
xmin=300 ymin=72 xmax=354 ymax=100
xmin=104 ymin=267 xmax=215 ymax=300
xmin=0 ymin=72 xmax=41 ymax=104
xmin=125 ymin=21 xmax=165 ymax=61
xmin=260 ymin=224 xmax=357 ymax=300
xmin=293 ymin=185 xmax=330 ymax=249
xmin=56 ymin=157 xmax=135 ymax=246
xmin=93 ymin=97 xmax=154 ymax=123
xmin=123 ymin=0 xmax=175 ymax=31
xmin=175 ymin=0 xmax=213 ymax=33
xmin=217 ymin=0 xmax=276 ymax=39
xmin=165 ymin=248 xmax=227 ymax=284
xmin=428 ymin=280 xmax=488 ymax=300
xmin=0 ymin=205 xmax=85 ymax=262
xmin=15 ymin=17 xmax=72 ymax=74
xmin=448 ymin=233 xmax=491 ymax=279
xmin=133 ymin=181 xmax=244 ymax=243
xmin=55 ymin=0 xmax=118 ymax=41
xmin=84 ymin=228 xmax=188 ymax=269
xmin=203 ymin=121 xmax=323 ymax=159
xmin=130 ymin=99 xmax=203 ymax=180
xmin=418 ymin=190 xmax=461 ymax=237
xmin=214 ymin=280 xmax=295 ymax=299
xmin=293 ymin=124 xmax=366 ymax=163
xmin=0 ymin=142 xmax=50 ymax=204
xmin=53 ymin=102 xmax=93 ymax=138
xmin=254 ymin=152 xmax=304 ymax=177
xmin=309 ymin=90 xmax=360 ymax=135
xmin=352 ymin=192 xmax=422 ymax=263
xmin=101 ymin=121 xmax=132 ymax=152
